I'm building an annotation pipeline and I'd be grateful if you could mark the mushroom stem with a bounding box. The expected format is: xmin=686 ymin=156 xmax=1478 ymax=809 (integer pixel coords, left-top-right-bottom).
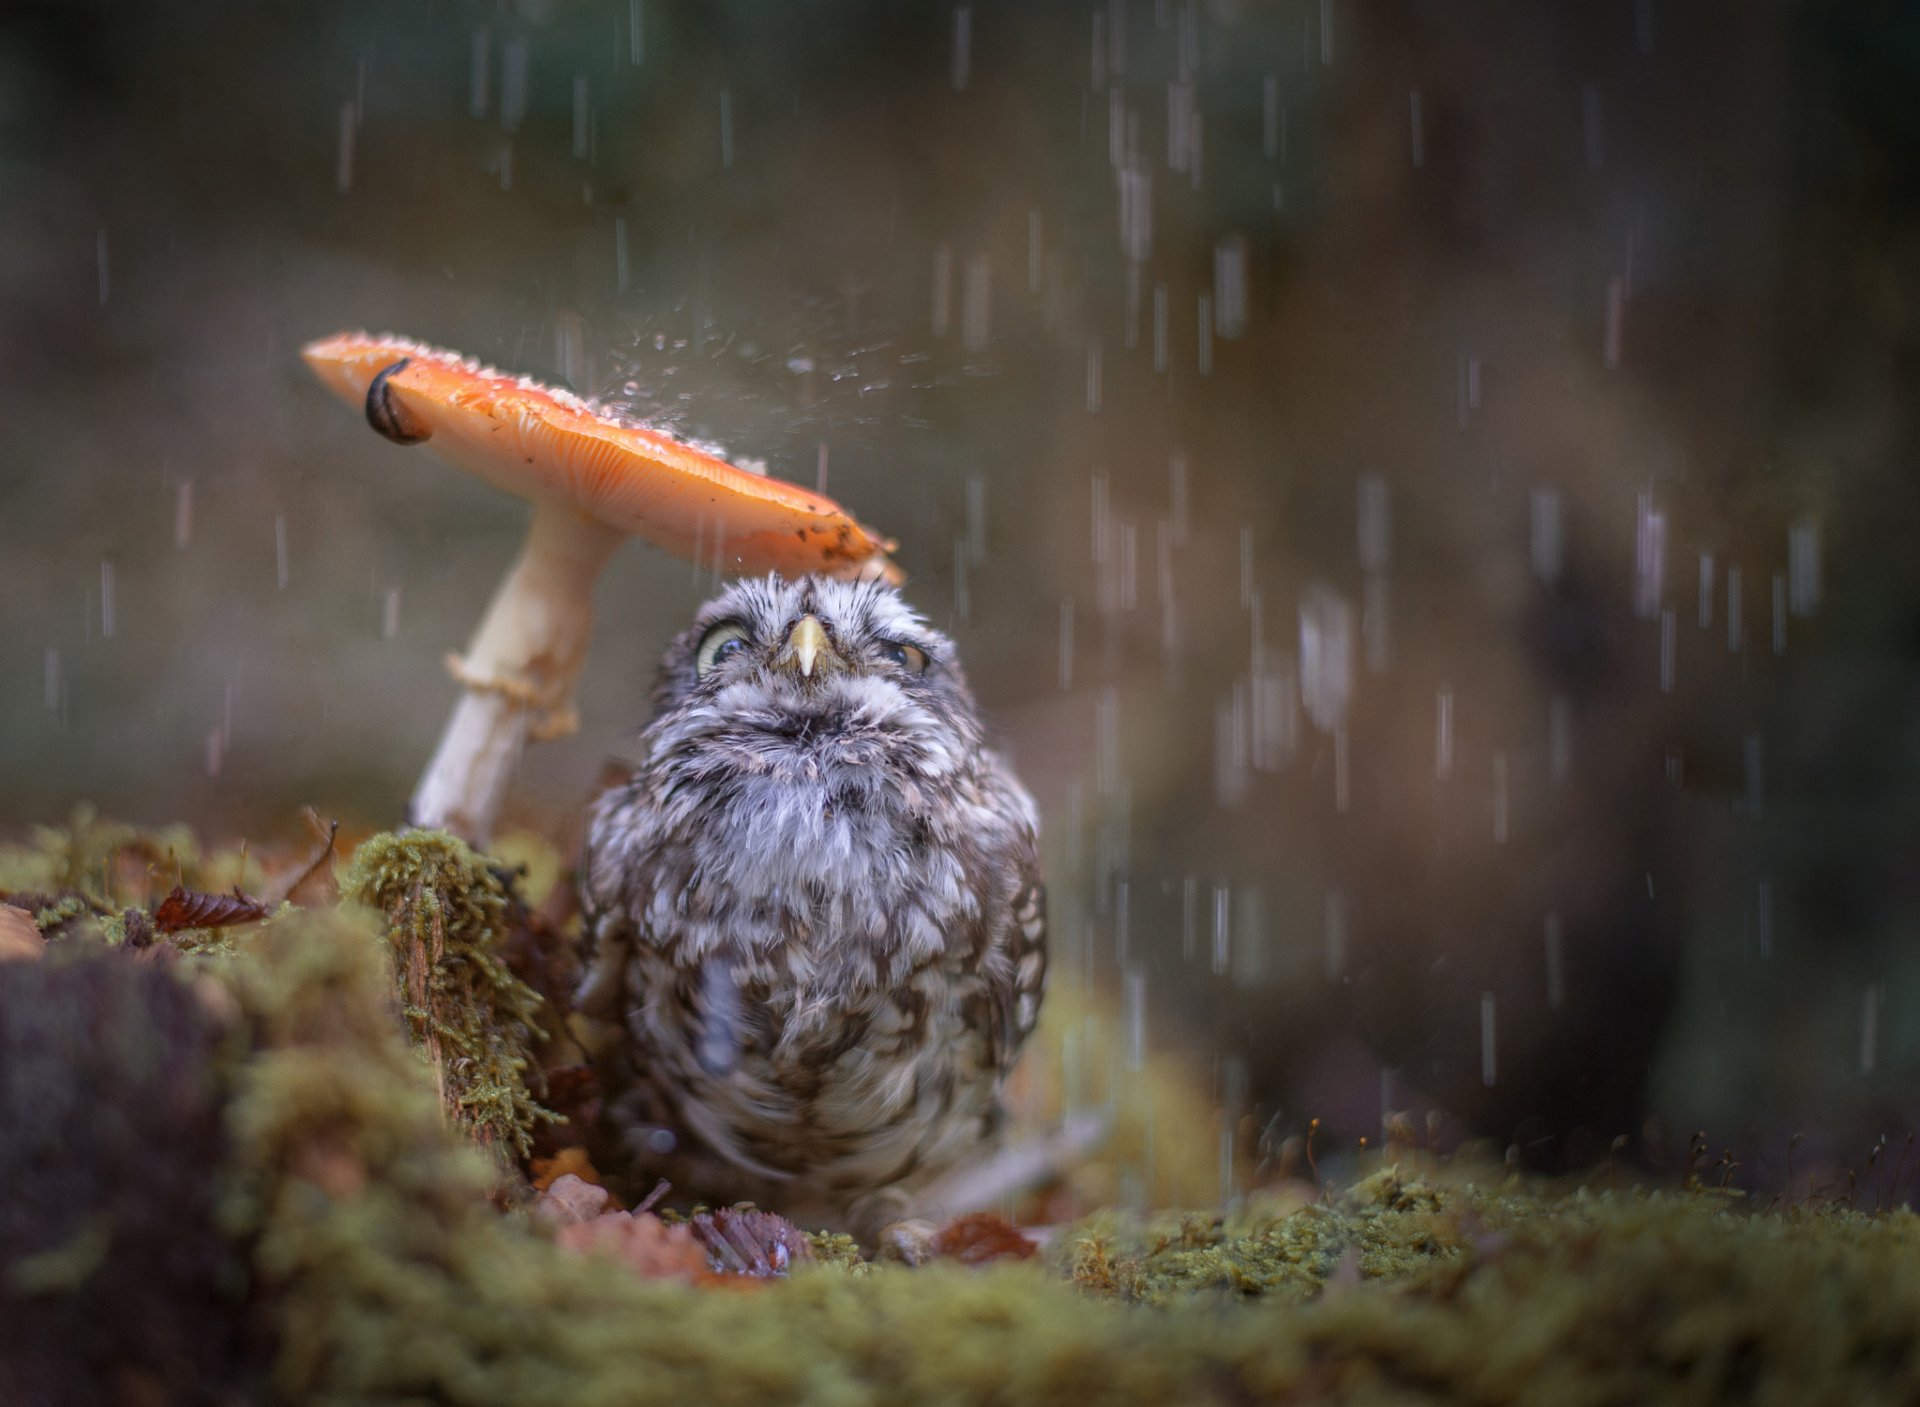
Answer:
xmin=409 ymin=499 xmax=626 ymax=845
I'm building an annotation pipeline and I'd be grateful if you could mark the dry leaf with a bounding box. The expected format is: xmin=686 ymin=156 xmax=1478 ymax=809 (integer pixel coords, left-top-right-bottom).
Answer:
xmin=530 ymin=1145 xmax=604 ymax=1193
xmin=0 ymin=905 xmax=45 ymax=963
xmin=153 ymin=885 xmax=269 ymax=933
xmin=931 ymin=1211 xmax=1039 ymax=1265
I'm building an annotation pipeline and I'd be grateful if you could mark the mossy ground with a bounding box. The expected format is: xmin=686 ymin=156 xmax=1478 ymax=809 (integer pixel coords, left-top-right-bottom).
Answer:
xmin=6 ymin=819 xmax=1920 ymax=1404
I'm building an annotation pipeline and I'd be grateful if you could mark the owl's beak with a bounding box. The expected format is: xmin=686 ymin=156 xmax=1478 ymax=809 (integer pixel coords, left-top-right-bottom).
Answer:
xmin=783 ymin=615 xmax=837 ymax=678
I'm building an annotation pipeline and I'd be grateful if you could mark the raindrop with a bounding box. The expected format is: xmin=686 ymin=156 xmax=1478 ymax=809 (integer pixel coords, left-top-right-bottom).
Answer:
xmin=1095 ymin=688 xmax=1120 ymax=795
xmin=1544 ymin=915 xmax=1565 ymax=1009
xmin=1635 ymin=0 xmax=1655 ymax=52
xmin=697 ymin=961 xmax=742 ymax=1075
xmin=1435 ymin=686 xmax=1454 ymax=781
xmin=174 ymin=480 xmax=194 ymax=549
xmin=1323 ymin=723 xmax=1344 ymax=811
xmin=1187 ymin=112 xmax=1204 ymax=188
xmin=1124 ymin=968 xmax=1146 ymax=1071
xmin=1107 ymin=0 xmax=1128 ymax=76
xmin=1086 ymin=337 xmax=1103 ymax=412
xmin=1169 ymin=454 xmax=1189 ymax=545
xmin=1697 ymin=552 xmax=1714 ymax=628
xmin=965 ymin=474 xmax=986 ymax=565
xmin=1299 ymin=585 xmax=1354 ymax=732
xmin=1319 ymin=0 xmax=1334 ymax=65
xmin=629 ymin=0 xmax=644 ymax=66
xmin=42 ymin=648 xmax=59 ymax=711
xmin=1756 ymin=877 xmax=1774 ymax=957
xmin=1325 ymin=891 xmax=1347 ymax=981
xmin=951 ymin=7 xmax=972 ymax=92
xmin=1634 ymin=490 xmax=1665 ymax=618
xmin=1027 ymin=209 xmax=1043 ymax=292
xmin=1118 ymin=522 xmax=1138 ymax=611
xmin=382 ymin=588 xmax=401 ymax=640
xmin=469 ymin=27 xmax=489 ymax=117
xmin=1357 ymin=474 xmax=1391 ymax=572
xmin=1861 ymin=984 xmax=1885 ymax=1075
xmin=953 ymin=536 xmax=970 ymax=620
xmin=1058 ymin=600 xmax=1075 ymax=690
xmin=1480 ymin=993 xmax=1497 ymax=1086
xmin=1603 ymin=276 xmax=1626 ymax=369
xmin=501 ymin=39 xmax=529 ymax=133
xmin=1211 ymin=883 xmax=1231 ymax=975
xmin=1181 ymin=876 xmax=1198 ymax=960
xmin=1530 ymin=489 xmax=1563 ymax=583
xmin=718 ymin=89 xmax=734 ymax=168
xmin=205 ymin=728 xmax=224 ymax=778
xmin=1660 ymin=607 xmax=1677 ymax=691
xmin=1492 ymin=753 xmax=1509 ymax=842
xmin=1213 ymin=237 xmax=1247 ymax=338
xmin=1727 ymin=564 xmax=1743 ymax=651
xmin=1789 ymin=515 xmax=1821 ymax=616
xmin=1581 ymin=84 xmax=1605 ymax=169
xmin=1548 ymin=695 xmax=1571 ymax=784
xmin=335 ymin=103 xmax=356 ymax=193
xmin=1090 ymin=11 xmax=1107 ymax=90
xmin=99 ymin=561 xmax=116 ymax=639
xmin=931 ymin=244 xmax=952 ymax=336
xmin=1771 ymin=570 xmax=1787 ymax=655
xmin=1362 ymin=574 xmax=1390 ymax=674
xmin=573 ymin=76 xmax=590 ymax=160
xmin=1215 ymin=687 xmax=1249 ymax=805
xmin=1091 ymin=472 xmax=1111 ymax=564
xmin=1152 ymin=283 xmax=1169 ymax=373
xmin=1408 ymin=89 xmax=1424 ymax=168
xmin=1743 ymin=729 xmax=1764 ymax=815
xmin=961 ymin=254 xmax=991 ymax=351
xmin=1167 ymin=80 xmax=1191 ymax=173
xmin=1118 ymin=164 xmax=1152 ymax=263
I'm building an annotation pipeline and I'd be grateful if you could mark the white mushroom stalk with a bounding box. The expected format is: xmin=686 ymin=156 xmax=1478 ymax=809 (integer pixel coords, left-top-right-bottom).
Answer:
xmin=409 ymin=499 xmax=626 ymax=843
xmin=301 ymin=331 xmax=902 ymax=847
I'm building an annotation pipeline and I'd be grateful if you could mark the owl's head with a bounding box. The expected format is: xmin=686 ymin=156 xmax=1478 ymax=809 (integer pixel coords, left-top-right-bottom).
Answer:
xmin=641 ymin=575 xmax=981 ymax=783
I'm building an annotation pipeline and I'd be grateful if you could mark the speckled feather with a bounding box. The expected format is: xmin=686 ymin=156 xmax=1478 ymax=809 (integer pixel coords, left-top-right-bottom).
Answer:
xmin=578 ymin=576 xmax=1045 ymax=1232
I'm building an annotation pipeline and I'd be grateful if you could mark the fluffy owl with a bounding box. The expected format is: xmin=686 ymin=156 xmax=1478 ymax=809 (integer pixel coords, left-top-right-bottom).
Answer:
xmin=577 ymin=574 xmax=1046 ymax=1234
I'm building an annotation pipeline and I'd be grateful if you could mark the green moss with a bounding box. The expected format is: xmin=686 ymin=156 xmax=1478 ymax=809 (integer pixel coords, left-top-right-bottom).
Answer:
xmin=340 ymin=830 xmax=554 ymax=1161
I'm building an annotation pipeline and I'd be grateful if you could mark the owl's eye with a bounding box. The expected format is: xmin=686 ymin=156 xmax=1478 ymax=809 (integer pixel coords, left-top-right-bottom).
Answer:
xmin=694 ymin=621 xmax=752 ymax=677
xmin=878 ymin=640 xmax=930 ymax=675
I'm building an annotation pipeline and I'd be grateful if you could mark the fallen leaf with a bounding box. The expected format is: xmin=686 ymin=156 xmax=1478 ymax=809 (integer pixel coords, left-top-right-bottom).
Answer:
xmin=932 ymin=1212 xmax=1039 ymax=1265
xmin=0 ymin=905 xmax=45 ymax=963
xmin=530 ymin=1144 xmax=604 ymax=1193
xmin=153 ymin=885 xmax=269 ymax=933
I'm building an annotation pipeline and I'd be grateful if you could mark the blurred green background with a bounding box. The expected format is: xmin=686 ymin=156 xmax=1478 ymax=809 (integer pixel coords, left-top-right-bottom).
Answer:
xmin=5 ymin=0 xmax=1918 ymax=1189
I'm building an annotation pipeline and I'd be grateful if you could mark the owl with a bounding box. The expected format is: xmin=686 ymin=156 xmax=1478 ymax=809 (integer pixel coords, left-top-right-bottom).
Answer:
xmin=576 ymin=574 xmax=1046 ymax=1234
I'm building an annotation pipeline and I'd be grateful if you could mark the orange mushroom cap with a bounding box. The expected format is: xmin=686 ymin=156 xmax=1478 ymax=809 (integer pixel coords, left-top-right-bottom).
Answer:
xmin=301 ymin=331 xmax=903 ymax=584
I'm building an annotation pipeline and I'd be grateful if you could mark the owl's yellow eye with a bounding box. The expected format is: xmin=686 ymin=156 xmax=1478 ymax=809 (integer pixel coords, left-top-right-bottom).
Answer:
xmin=695 ymin=621 xmax=752 ymax=677
xmin=879 ymin=640 xmax=929 ymax=675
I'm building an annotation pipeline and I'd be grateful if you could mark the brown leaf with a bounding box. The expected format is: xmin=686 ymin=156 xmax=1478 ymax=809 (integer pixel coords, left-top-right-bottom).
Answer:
xmin=931 ymin=1212 xmax=1039 ymax=1265
xmin=0 ymin=905 xmax=45 ymax=963
xmin=530 ymin=1144 xmax=604 ymax=1194
xmin=152 ymin=885 xmax=269 ymax=933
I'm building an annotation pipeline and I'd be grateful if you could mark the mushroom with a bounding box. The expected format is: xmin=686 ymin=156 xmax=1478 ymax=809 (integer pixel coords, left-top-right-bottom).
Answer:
xmin=301 ymin=331 xmax=901 ymax=845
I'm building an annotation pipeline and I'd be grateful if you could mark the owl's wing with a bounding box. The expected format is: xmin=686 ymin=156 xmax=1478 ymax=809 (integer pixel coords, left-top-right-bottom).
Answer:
xmin=979 ymin=765 xmax=1047 ymax=1076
